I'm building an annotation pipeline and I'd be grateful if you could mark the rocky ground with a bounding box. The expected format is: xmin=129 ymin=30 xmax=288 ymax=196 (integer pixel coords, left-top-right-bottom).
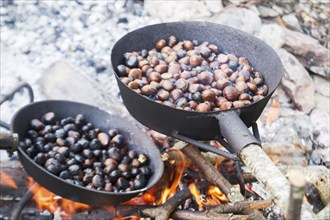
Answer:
xmin=0 ymin=0 xmax=329 ymax=171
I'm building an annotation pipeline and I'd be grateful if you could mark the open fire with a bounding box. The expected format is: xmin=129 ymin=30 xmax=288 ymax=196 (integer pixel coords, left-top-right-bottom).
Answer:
xmin=27 ymin=177 xmax=90 ymax=218
xmin=0 ymin=172 xmax=18 ymax=189
xmin=0 ymin=147 xmax=229 ymax=219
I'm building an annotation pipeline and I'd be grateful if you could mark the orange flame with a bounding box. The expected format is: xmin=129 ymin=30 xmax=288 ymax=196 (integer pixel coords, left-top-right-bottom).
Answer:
xmin=0 ymin=172 xmax=18 ymax=189
xmin=143 ymin=192 xmax=156 ymax=204
xmin=157 ymin=149 xmax=187 ymax=205
xmin=28 ymin=178 xmax=89 ymax=217
xmin=206 ymin=186 xmax=228 ymax=204
xmin=188 ymin=183 xmax=203 ymax=209
xmin=122 ymin=192 xmax=156 ymax=206
xmin=214 ymin=157 xmax=220 ymax=170
xmin=189 ymin=183 xmax=228 ymax=209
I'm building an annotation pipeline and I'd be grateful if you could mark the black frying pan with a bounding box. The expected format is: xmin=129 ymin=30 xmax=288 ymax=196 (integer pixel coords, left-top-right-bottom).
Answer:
xmin=0 ymin=100 xmax=163 ymax=206
xmin=111 ymin=22 xmax=283 ymax=154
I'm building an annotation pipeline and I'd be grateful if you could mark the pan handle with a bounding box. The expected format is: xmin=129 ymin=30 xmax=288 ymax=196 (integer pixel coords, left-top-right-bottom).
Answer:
xmin=0 ymin=133 xmax=19 ymax=156
xmin=0 ymin=82 xmax=34 ymax=130
xmin=216 ymin=111 xmax=261 ymax=154
xmin=172 ymin=130 xmax=239 ymax=160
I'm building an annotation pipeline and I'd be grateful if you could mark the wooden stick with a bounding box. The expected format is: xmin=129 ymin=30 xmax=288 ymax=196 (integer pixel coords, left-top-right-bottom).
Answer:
xmin=110 ymin=204 xmax=250 ymax=220
xmin=287 ymin=169 xmax=307 ymax=220
xmin=142 ymin=181 xmax=210 ymax=220
xmin=162 ymin=149 xmax=226 ymax=167
xmin=280 ymin=165 xmax=330 ymax=205
xmin=9 ymin=183 xmax=39 ymax=220
xmin=181 ymin=144 xmax=244 ymax=203
xmin=240 ymin=144 xmax=317 ymax=220
xmin=114 ymin=200 xmax=271 ymax=219
xmin=171 ymin=210 xmax=250 ymax=220
xmin=162 ymin=149 xmax=191 ymax=167
xmin=207 ymin=199 xmax=272 ymax=214
xmin=262 ymin=142 xmax=311 ymax=155
xmin=113 ymin=205 xmax=153 ymax=218
xmin=182 ymin=144 xmax=266 ymax=220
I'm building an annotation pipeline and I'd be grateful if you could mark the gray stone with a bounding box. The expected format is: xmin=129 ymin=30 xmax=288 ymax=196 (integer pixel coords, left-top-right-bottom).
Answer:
xmin=210 ymin=7 xmax=262 ymax=34
xmin=314 ymin=93 xmax=330 ymax=114
xmin=255 ymin=23 xmax=285 ymax=49
xmin=282 ymin=27 xmax=330 ymax=78
xmin=228 ymin=0 xmax=247 ymax=5
xmin=282 ymin=14 xmax=302 ymax=32
xmin=313 ymin=75 xmax=330 ymax=98
xmin=277 ymin=49 xmax=315 ymax=114
xmin=310 ymin=109 xmax=330 ymax=148
xmin=39 ymin=61 xmax=127 ymax=115
xmin=248 ymin=5 xmax=260 ymax=16
xmin=271 ymin=5 xmax=283 ymax=16
xmin=257 ymin=5 xmax=279 ymax=18
xmin=313 ymin=71 xmax=330 ymax=115
xmin=258 ymin=107 xmax=313 ymax=156
xmin=144 ymin=0 xmax=222 ymax=22
xmin=310 ymin=66 xmax=330 ymax=79
xmin=203 ymin=0 xmax=223 ymax=14
xmin=311 ymin=148 xmax=330 ymax=167
xmin=257 ymin=85 xmax=313 ymax=155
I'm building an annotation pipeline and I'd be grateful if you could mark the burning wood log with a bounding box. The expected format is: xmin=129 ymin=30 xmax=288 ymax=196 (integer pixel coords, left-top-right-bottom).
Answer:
xmin=162 ymin=148 xmax=191 ymax=167
xmin=287 ymin=169 xmax=306 ymax=220
xmin=205 ymin=199 xmax=272 ymax=214
xmin=9 ymin=183 xmax=39 ymax=220
xmin=179 ymin=144 xmax=266 ymax=220
xmin=109 ymin=205 xmax=153 ymax=218
xmin=180 ymin=144 xmax=244 ymax=203
xmin=171 ymin=210 xmax=250 ymax=220
xmin=142 ymin=181 xmax=210 ymax=220
xmin=114 ymin=198 xmax=271 ymax=219
xmin=240 ymin=144 xmax=317 ymax=219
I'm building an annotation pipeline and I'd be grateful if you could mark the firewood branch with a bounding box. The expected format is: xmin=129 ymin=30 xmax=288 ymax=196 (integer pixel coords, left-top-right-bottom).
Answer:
xmin=240 ymin=144 xmax=317 ymax=220
xmin=280 ymin=165 xmax=330 ymax=205
xmin=141 ymin=181 xmax=210 ymax=220
xmin=181 ymin=144 xmax=266 ymax=220
xmin=114 ymin=199 xmax=271 ymax=219
xmin=181 ymin=144 xmax=244 ymax=203
xmin=206 ymin=199 xmax=272 ymax=214
xmin=287 ymin=169 xmax=306 ymax=220
xmin=171 ymin=210 xmax=250 ymax=220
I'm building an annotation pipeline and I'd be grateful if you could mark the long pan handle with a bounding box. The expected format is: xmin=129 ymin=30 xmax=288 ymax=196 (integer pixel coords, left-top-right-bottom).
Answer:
xmin=216 ymin=111 xmax=260 ymax=153
xmin=216 ymin=111 xmax=316 ymax=218
xmin=172 ymin=130 xmax=238 ymax=160
xmin=0 ymin=133 xmax=19 ymax=156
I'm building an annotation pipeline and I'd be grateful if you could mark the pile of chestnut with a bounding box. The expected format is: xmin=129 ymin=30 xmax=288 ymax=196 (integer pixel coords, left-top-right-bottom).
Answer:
xmin=20 ymin=112 xmax=152 ymax=192
xmin=117 ymin=36 xmax=269 ymax=112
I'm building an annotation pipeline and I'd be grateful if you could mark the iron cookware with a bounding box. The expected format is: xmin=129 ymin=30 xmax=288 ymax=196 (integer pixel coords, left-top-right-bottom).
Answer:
xmin=0 ymin=100 xmax=164 ymax=206
xmin=111 ymin=22 xmax=283 ymax=154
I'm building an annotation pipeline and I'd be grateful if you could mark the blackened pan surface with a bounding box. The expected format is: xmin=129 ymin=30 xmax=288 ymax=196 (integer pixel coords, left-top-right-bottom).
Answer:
xmin=11 ymin=100 xmax=163 ymax=206
xmin=111 ymin=22 xmax=283 ymax=140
